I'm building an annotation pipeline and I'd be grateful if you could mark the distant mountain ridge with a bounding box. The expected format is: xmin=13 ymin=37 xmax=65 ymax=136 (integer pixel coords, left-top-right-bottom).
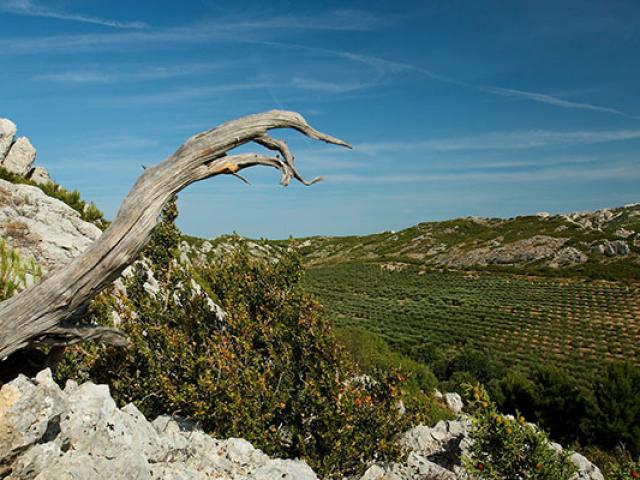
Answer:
xmin=191 ymin=204 xmax=640 ymax=280
xmin=287 ymin=204 xmax=640 ymax=278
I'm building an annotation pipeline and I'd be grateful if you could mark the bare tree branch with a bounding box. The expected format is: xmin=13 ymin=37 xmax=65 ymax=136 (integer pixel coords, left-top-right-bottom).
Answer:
xmin=0 ymin=110 xmax=350 ymax=360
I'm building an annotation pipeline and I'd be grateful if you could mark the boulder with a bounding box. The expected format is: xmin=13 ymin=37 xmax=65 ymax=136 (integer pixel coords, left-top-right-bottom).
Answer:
xmin=607 ymin=240 xmax=630 ymax=256
xmin=444 ymin=392 xmax=464 ymax=414
xmin=2 ymin=137 xmax=36 ymax=176
xmin=550 ymin=247 xmax=588 ymax=268
xmin=590 ymin=240 xmax=630 ymax=256
xmin=0 ymin=118 xmax=16 ymax=160
xmin=0 ymin=369 xmax=67 ymax=469
xmin=26 ymin=166 xmax=51 ymax=185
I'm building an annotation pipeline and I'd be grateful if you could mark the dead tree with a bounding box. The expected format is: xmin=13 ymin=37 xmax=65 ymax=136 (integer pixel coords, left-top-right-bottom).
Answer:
xmin=0 ymin=110 xmax=349 ymax=363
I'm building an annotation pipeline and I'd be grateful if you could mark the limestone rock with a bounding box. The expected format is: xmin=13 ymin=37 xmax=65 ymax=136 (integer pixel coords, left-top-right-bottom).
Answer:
xmin=0 ymin=118 xmax=16 ymax=160
xmin=571 ymin=452 xmax=605 ymax=480
xmin=0 ymin=369 xmax=67 ymax=469
xmin=1 ymin=370 xmax=318 ymax=480
xmin=0 ymin=179 xmax=101 ymax=272
xmin=250 ymin=459 xmax=317 ymax=480
xmin=615 ymin=228 xmax=634 ymax=239
xmin=2 ymin=137 xmax=36 ymax=176
xmin=359 ymin=465 xmax=386 ymax=480
xmin=26 ymin=166 xmax=51 ymax=185
xmin=550 ymin=247 xmax=588 ymax=268
xmin=444 ymin=393 xmax=464 ymax=414
xmin=590 ymin=240 xmax=630 ymax=256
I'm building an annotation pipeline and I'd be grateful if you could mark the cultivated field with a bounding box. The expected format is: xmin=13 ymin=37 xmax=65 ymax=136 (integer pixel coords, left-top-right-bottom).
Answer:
xmin=305 ymin=263 xmax=640 ymax=384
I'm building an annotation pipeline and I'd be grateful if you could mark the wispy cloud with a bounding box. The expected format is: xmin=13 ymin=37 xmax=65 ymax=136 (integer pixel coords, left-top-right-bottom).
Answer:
xmin=0 ymin=8 xmax=632 ymax=118
xmin=263 ymin=42 xmax=633 ymax=117
xmin=34 ymin=63 xmax=226 ymax=84
xmin=0 ymin=10 xmax=386 ymax=55
xmin=0 ymin=0 xmax=148 ymax=29
xmin=327 ymin=163 xmax=640 ymax=184
xmin=357 ymin=129 xmax=640 ymax=153
xmin=485 ymin=87 xmax=628 ymax=116
xmin=118 ymin=82 xmax=272 ymax=105
xmin=216 ymin=9 xmax=390 ymax=32
xmin=290 ymin=76 xmax=375 ymax=93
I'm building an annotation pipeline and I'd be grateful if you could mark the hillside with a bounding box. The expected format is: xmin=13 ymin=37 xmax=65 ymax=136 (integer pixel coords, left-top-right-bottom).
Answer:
xmin=0 ymin=117 xmax=634 ymax=478
xmin=290 ymin=205 xmax=640 ymax=280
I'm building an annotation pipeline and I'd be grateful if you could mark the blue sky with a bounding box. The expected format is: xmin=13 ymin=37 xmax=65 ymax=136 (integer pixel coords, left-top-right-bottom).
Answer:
xmin=1 ymin=0 xmax=639 ymax=238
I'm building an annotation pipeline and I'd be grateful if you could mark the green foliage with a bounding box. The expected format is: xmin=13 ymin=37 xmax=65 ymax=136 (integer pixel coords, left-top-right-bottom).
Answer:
xmin=305 ymin=262 xmax=640 ymax=388
xmin=0 ymin=237 xmax=41 ymax=300
xmin=462 ymin=384 xmax=577 ymax=480
xmin=334 ymin=326 xmax=451 ymax=426
xmin=493 ymin=366 xmax=593 ymax=445
xmin=583 ymin=447 xmax=640 ymax=480
xmin=56 ymin=205 xmax=420 ymax=479
xmin=436 ymin=348 xmax=506 ymax=388
xmin=609 ymin=458 xmax=640 ymax=480
xmin=335 ymin=326 xmax=437 ymax=394
xmin=0 ymin=166 xmax=108 ymax=228
xmin=143 ymin=197 xmax=180 ymax=270
xmin=588 ymin=362 xmax=640 ymax=456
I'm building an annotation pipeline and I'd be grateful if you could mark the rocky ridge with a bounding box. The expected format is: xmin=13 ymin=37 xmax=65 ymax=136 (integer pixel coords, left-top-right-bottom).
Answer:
xmin=0 ymin=119 xmax=50 ymax=185
xmin=284 ymin=204 xmax=640 ymax=272
xmin=0 ymin=371 xmax=605 ymax=480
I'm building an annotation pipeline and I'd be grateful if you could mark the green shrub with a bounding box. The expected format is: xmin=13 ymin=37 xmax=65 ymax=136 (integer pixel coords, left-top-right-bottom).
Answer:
xmin=462 ymin=383 xmax=577 ymax=480
xmin=588 ymin=362 xmax=640 ymax=456
xmin=335 ymin=326 xmax=437 ymax=394
xmin=0 ymin=237 xmax=41 ymax=301
xmin=493 ymin=366 xmax=593 ymax=445
xmin=608 ymin=453 xmax=640 ymax=480
xmin=56 ymin=203 xmax=420 ymax=479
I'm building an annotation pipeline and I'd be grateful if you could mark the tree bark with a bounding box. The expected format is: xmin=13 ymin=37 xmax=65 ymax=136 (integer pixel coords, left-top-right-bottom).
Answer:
xmin=0 ymin=110 xmax=349 ymax=360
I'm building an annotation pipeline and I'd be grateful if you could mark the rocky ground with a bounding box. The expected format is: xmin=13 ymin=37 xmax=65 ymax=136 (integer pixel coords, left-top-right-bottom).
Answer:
xmin=0 ymin=371 xmax=604 ymax=480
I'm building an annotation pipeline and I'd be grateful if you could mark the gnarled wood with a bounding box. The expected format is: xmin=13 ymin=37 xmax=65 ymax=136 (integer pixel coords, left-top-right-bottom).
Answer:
xmin=0 ymin=110 xmax=349 ymax=360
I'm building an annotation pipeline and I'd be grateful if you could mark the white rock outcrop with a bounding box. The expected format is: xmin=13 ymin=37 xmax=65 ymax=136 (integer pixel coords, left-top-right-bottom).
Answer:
xmin=550 ymin=246 xmax=588 ymax=268
xmin=444 ymin=392 xmax=464 ymax=414
xmin=0 ymin=118 xmax=51 ymax=184
xmin=26 ymin=166 xmax=51 ymax=185
xmin=2 ymin=137 xmax=36 ymax=177
xmin=590 ymin=239 xmax=630 ymax=256
xmin=0 ymin=179 xmax=101 ymax=272
xmin=0 ymin=370 xmax=317 ymax=480
xmin=0 ymin=118 xmax=16 ymax=160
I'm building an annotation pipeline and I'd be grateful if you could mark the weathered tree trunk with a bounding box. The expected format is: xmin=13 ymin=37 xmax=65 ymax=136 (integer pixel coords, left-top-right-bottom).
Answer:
xmin=0 ymin=110 xmax=349 ymax=361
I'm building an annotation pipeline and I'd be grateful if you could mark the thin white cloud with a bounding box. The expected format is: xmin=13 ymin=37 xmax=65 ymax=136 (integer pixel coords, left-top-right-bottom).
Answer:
xmin=290 ymin=76 xmax=375 ymax=93
xmin=0 ymin=10 xmax=386 ymax=55
xmin=120 ymin=82 xmax=272 ymax=105
xmin=327 ymin=163 xmax=640 ymax=184
xmin=263 ymin=42 xmax=632 ymax=117
xmin=216 ymin=9 xmax=390 ymax=32
xmin=0 ymin=10 xmax=632 ymax=118
xmin=0 ymin=0 xmax=148 ymax=29
xmin=357 ymin=129 xmax=640 ymax=153
xmin=34 ymin=63 xmax=227 ymax=84
xmin=486 ymin=87 xmax=627 ymax=116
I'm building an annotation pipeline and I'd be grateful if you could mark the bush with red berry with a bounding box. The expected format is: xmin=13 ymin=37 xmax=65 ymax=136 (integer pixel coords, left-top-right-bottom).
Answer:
xmin=609 ymin=456 xmax=640 ymax=479
xmin=462 ymin=384 xmax=577 ymax=479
